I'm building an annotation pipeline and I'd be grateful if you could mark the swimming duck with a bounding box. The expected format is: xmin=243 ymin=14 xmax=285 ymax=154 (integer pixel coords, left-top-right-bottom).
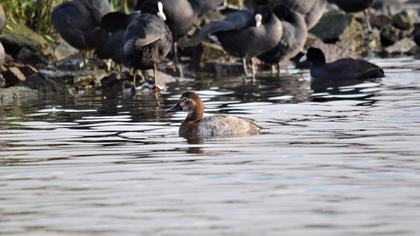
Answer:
xmin=191 ymin=5 xmax=283 ymax=76
xmin=167 ymin=91 xmax=261 ymax=139
xmin=257 ymin=4 xmax=308 ymax=74
xmin=299 ymin=47 xmax=385 ymax=80
xmin=51 ymin=0 xmax=110 ymax=53
xmin=245 ymin=0 xmax=327 ymax=29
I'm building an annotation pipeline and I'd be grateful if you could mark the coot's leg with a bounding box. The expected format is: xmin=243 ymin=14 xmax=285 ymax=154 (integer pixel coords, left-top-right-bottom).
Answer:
xmin=173 ymin=42 xmax=184 ymax=78
xmin=153 ymin=63 xmax=159 ymax=88
xmin=242 ymin=57 xmax=249 ymax=76
xmin=251 ymin=58 xmax=256 ymax=77
xmin=277 ymin=63 xmax=281 ymax=76
xmin=364 ymin=10 xmax=372 ymax=33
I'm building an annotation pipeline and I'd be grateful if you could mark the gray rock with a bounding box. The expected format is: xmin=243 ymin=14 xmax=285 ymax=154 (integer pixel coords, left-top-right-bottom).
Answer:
xmin=391 ymin=9 xmax=417 ymax=30
xmin=1 ymin=66 xmax=26 ymax=86
xmin=0 ymin=86 xmax=38 ymax=106
xmin=383 ymin=37 xmax=416 ymax=55
xmin=309 ymin=11 xmax=355 ymax=43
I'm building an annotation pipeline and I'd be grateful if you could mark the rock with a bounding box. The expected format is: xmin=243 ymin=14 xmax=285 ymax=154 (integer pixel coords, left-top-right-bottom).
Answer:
xmin=380 ymin=24 xmax=413 ymax=46
xmin=382 ymin=37 xmax=417 ymax=55
xmin=16 ymin=47 xmax=49 ymax=66
xmin=309 ymin=11 xmax=355 ymax=43
xmin=391 ymin=9 xmax=417 ymax=30
xmin=370 ymin=14 xmax=391 ymax=29
xmin=23 ymin=73 xmax=69 ymax=95
xmin=1 ymin=66 xmax=26 ymax=86
xmin=0 ymin=86 xmax=38 ymax=105
xmin=51 ymin=38 xmax=79 ymax=61
xmin=0 ymin=21 xmax=51 ymax=58
xmin=0 ymin=41 xmax=4 ymax=68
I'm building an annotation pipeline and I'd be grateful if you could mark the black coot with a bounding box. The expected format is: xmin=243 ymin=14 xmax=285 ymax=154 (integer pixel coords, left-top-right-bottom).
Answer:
xmin=51 ymin=0 xmax=110 ymax=53
xmin=97 ymin=12 xmax=141 ymax=66
xmin=300 ymin=47 xmax=385 ymax=80
xmin=123 ymin=12 xmax=173 ymax=87
xmin=258 ymin=4 xmax=307 ymax=74
xmin=191 ymin=5 xmax=283 ymax=76
xmin=245 ymin=0 xmax=327 ymax=29
xmin=136 ymin=0 xmax=223 ymax=77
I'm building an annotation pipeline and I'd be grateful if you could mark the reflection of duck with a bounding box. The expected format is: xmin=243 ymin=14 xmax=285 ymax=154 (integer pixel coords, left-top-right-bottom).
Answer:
xmin=191 ymin=5 xmax=283 ymax=76
xmin=245 ymin=0 xmax=327 ymax=29
xmin=167 ymin=91 xmax=261 ymax=139
xmin=300 ymin=47 xmax=385 ymax=81
xmin=257 ymin=4 xmax=307 ymax=74
xmin=51 ymin=0 xmax=110 ymax=53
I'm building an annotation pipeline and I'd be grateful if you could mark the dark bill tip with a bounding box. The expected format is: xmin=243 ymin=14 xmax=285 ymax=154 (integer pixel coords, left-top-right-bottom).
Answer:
xmin=166 ymin=103 xmax=182 ymax=113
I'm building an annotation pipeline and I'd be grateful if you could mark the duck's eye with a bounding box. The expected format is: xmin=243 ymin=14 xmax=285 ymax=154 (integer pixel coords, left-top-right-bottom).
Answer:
xmin=182 ymin=97 xmax=188 ymax=102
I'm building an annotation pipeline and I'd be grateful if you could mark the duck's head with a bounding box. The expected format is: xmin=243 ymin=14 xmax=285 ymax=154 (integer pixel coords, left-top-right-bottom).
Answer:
xmin=299 ymin=47 xmax=326 ymax=66
xmin=166 ymin=91 xmax=204 ymax=121
xmin=254 ymin=5 xmax=272 ymax=28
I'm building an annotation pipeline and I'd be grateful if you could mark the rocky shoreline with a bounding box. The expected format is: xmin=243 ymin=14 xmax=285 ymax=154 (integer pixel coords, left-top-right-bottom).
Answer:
xmin=1 ymin=2 xmax=420 ymax=105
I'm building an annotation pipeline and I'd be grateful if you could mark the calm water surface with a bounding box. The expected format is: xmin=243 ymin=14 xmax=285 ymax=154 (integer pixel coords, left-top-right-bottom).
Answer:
xmin=1 ymin=57 xmax=420 ymax=235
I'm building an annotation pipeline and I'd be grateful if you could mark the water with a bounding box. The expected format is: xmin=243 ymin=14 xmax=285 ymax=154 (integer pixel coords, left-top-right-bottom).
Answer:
xmin=1 ymin=57 xmax=420 ymax=235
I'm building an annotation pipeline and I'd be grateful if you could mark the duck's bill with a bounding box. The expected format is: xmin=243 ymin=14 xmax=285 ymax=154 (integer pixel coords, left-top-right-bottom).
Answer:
xmin=166 ymin=103 xmax=182 ymax=112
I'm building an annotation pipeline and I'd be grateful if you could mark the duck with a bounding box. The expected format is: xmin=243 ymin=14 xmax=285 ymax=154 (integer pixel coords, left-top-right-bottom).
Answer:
xmin=245 ymin=0 xmax=327 ymax=29
xmin=167 ymin=91 xmax=261 ymax=139
xmin=257 ymin=4 xmax=308 ymax=74
xmin=0 ymin=4 xmax=5 ymax=34
xmin=327 ymin=0 xmax=374 ymax=31
xmin=51 ymin=0 xmax=110 ymax=54
xmin=122 ymin=8 xmax=173 ymax=87
xmin=190 ymin=5 xmax=283 ymax=76
xmin=299 ymin=47 xmax=385 ymax=80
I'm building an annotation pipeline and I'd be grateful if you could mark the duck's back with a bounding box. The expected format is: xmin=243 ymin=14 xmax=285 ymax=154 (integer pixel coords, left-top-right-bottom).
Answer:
xmin=180 ymin=114 xmax=261 ymax=138
xmin=311 ymin=58 xmax=385 ymax=80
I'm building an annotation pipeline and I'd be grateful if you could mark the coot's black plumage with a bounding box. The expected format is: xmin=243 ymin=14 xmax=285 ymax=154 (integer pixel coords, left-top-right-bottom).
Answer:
xmin=51 ymin=0 xmax=110 ymax=51
xmin=192 ymin=6 xmax=283 ymax=76
xmin=97 ymin=12 xmax=141 ymax=65
xmin=245 ymin=0 xmax=327 ymax=29
xmin=258 ymin=4 xmax=307 ymax=72
xmin=300 ymin=47 xmax=385 ymax=80
xmin=327 ymin=0 xmax=373 ymax=13
xmin=123 ymin=12 xmax=173 ymax=86
xmin=414 ymin=24 xmax=420 ymax=47
xmin=0 ymin=4 xmax=5 ymax=34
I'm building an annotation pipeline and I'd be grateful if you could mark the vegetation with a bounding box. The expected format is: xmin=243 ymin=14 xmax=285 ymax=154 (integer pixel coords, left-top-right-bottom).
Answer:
xmin=0 ymin=0 xmax=136 ymax=37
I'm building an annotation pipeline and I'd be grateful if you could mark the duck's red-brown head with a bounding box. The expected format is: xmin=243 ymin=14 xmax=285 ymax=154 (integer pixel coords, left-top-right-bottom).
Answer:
xmin=166 ymin=91 xmax=204 ymax=122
